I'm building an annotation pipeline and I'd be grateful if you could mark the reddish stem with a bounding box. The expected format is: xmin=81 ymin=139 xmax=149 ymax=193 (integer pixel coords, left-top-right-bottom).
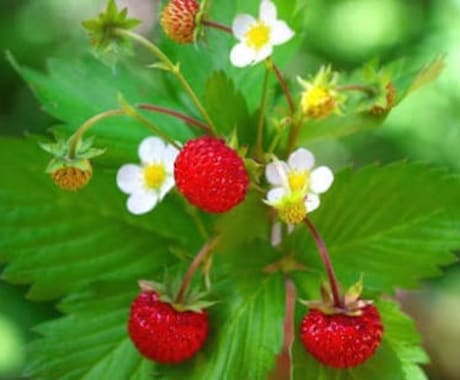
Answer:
xmin=137 ymin=104 xmax=212 ymax=134
xmin=202 ymin=19 xmax=233 ymax=34
xmin=175 ymin=237 xmax=219 ymax=304
xmin=304 ymin=218 xmax=343 ymax=308
xmin=272 ymin=63 xmax=296 ymax=115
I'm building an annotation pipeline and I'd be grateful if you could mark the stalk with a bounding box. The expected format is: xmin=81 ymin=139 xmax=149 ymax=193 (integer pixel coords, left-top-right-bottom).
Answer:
xmin=304 ymin=217 xmax=343 ymax=308
xmin=115 ymin=28 xmax=217 ymax=134
xmin=137 ymin=103 xmax=211 ymax=134
xmin=68 ymin=109 xmax=125 ymax=158
xmin=175 ymin=236 xmax=220 ymax=304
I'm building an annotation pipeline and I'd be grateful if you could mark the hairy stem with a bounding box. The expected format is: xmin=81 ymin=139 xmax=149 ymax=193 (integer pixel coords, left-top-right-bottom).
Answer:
xmin=304 ymin=217 xmax=343 ymax=308
xmin=137 ymin=104 xmax=211 ymax=134
xmin=68 ymin=109 xmax=125 ymax=158
xmin=175 ymin=236 xmax=220 ymax=304
xmin=115 ymin=29 xmax=217 ymax=134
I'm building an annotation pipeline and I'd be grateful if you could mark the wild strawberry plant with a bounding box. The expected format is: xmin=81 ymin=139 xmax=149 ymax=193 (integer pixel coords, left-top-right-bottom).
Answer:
xmin=2 ymin=0 xmax=458 ymax=379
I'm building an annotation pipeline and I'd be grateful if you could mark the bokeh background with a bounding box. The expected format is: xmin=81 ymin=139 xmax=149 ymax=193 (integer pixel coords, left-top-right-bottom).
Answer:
xmin=0 ymin=0 xmax=459 ymax=379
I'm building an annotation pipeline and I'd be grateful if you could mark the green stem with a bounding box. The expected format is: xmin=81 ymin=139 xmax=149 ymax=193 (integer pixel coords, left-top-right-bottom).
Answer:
xmin=137 ymin=103 xmax=211 ymax=134
xmin=256 ymin=67 xmax=271 ymax=161
xmin=285 ymin=112 xmax=305 ymax=157
xmin=336 ymin=84 xmax=377 ymax=96
xmin=175 ymin=236 xmax=220 ymax=305
xmin=304 ymin=217 xmax=343 ymax=308
xmin=68 ymin=109 xmax=125 ymax=158
xmin=115 ymin=29 xmax=217 ymax=135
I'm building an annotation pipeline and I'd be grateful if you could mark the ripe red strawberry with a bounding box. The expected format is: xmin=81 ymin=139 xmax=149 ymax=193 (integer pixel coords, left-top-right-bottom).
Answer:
xmin=128 ymin=291 xmax=209 ymax=363
xmin=300 ymin=304 xmax=383 ymax=368
xmin=174 ymin=136 xmax=250 ymax=213
xmin=161 ymin=0 xmax=200 ymax=44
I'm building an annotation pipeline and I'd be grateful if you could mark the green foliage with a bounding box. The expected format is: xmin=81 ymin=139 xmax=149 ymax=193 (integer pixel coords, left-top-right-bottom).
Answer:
xmin=288 ymin=163 xmax=459 ymax=294
xmin=1 ymin=0 xmax=458 ymax=379
xmin=0 ymin=138 xmax=200 ymax=300
xmin=203 ymin=71 xmax=251 ymax=140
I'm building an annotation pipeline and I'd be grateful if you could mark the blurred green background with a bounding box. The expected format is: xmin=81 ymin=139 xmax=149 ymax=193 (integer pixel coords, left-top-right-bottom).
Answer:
xmin=0 ymin=0 xmax=459 ymax=379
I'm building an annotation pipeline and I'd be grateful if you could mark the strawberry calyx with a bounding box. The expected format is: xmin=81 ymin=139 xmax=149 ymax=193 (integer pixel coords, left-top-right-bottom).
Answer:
xmin=300 ymin=276 xmax=373 ymax=317
xmin=138 ymin=279 xmax=217 ymax=313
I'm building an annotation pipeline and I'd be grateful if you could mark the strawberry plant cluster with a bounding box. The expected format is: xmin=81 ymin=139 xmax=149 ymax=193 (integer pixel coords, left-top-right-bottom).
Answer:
xmin=1 ymin=0 xmax=458 ymax=379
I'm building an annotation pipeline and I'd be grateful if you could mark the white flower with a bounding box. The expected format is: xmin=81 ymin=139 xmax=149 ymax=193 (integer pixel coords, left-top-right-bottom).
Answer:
xmin=116 ymin=137 xmax=179 ymax=215
xmin=265 ymin=148 xmax=334 ymax=224
xmin=230 ymin=0 xmax=294 ymax=67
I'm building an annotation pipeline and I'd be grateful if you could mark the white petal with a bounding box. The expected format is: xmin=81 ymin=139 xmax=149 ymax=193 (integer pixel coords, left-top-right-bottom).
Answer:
xmin=232 ymin=14 xmax=256 ymax=40
xmin=265 ymin=161 xmax=289 ymax=185
xmin=138 ymin=136 xmax=166 ymax=164
xmin=288 ymin=148 xmax=315 ymax=171
xmin=305 ymin=193 xmax=320 ymax=213
xmin=158 ymin=176 xmax=175 ymax=199
xmin=266 ymin=187 xmax=287 ymax=204
xmin=310 ymin=166 xmax=334 ymax=194
xmin=270 ymin=20 xmax=295 ymax=45
xmin=230 ymin=43 xmax=257 ymax=67
xmin=252 ymin=44 xmax=273 ymax=65
xmin=163 ymin=144 xmax=180 ymax=172
xmin=271 ymin=222 xmax=282 ymax=246
xmin=259 ymin=0 xmax=277 ymax=23
xmin=287 ymin=224 xmax=295 ymax=234
xmin=127 ymin=191 xmax=158 ymax=215
xmin=116 ymin=164 xmax=143 ymax=194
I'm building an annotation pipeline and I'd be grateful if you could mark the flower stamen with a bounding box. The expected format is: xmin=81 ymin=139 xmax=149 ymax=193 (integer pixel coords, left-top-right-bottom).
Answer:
xmin=245 ymin=22 xmax=270 ymax=50
xmin=144 ymin=164 xmax=166 ymax=189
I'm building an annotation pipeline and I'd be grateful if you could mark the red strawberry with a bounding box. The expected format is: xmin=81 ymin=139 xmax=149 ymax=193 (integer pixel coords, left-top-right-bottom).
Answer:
xmin=174 ymin=136 xmax=250 ymax=213
xmin=160 ymin=0 xmax=200 ymax=44
xmin=300 ymin=304 xmax=383 ymax=368
xmin=128 ymin=291 xmax=209 ymax=364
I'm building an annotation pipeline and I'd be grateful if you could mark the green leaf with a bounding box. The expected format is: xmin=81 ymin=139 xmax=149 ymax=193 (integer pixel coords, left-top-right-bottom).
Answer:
xmin=7 ymin=54 xmax=195 ymax=167
xmin=292 ymin=299 xmax=426 ymax=379
xmin=24 ymin=281 xmax=153 ymax=380
xmin=0 ymin=138 xmax=201 ymax=300
xmin=203 ymin=71 xmax=251 ymax=139
xmin=297 ymin=111 xmax=387 ymax=143
xmin=157 ymin=273 xmax=285 ymax=380
xmin=286 ymin=163 xmax=459 ymax=294
xmin=215 ymin=191 xmax=269 ymax=250
xmin=395 ymin=56 xmax=445 ymax=99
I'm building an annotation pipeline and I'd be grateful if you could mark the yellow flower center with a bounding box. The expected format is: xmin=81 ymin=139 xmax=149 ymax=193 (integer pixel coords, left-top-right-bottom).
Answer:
xmin=245 ymin=22 xmax=270 ymax=50
xmin=143 ymin=164 xmax=166 ymax=189
xmin=300 ymin=85 xmax=337 ymax=118
xmin=278 ymin=200 xmax=307 ymax=225
xmin=288 ymin=171 xmax=310 ymax=192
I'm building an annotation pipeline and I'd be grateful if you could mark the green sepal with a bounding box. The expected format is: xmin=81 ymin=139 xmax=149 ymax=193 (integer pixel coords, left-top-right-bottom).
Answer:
xmin=82 ymin=0 xmax=141 ymax=66
xmin=344 ymin=274 xmax=364 ymax=305
xmin=39 ymin=136 xmax=105 ymax=163
xmin=45 ymin=157 xmax=92 ymax=174
xmin=137 ymin=276 xmax=218 ymax=313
